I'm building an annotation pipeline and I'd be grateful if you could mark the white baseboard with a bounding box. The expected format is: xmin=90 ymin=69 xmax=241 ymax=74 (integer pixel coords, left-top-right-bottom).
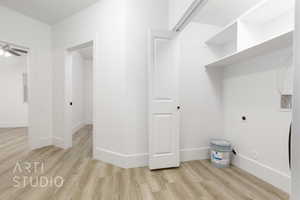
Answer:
xmin=72 ymin=122 xmax=86 ymax=135
xmin=52 ymin=122 xmax=87 ymax=149
xmin=180 ymin=147 xmax=210 ymax=162
xmin=53 ymin=137 xmax=65 ymax=149
xmin=94 ymin=147 xmax=209 ymax=169
xmin=94 ymin=147 xmax=148 ymax=168
xmin=233 ymin=154 xmax=291 ymax=193
xmin=0 ymin=123 xmax=28 ymax=128
xmin=85 ymin=120 xmax=93 ymax=125
xmin=94 ymin=147 xmax=291 ymax=193
xmin=30 ymin=137 xmax=52 ymax=150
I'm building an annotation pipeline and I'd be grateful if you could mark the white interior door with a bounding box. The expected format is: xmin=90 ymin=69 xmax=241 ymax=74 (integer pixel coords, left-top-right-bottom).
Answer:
xmin=148 ymin=30 xmax=180 ymax=170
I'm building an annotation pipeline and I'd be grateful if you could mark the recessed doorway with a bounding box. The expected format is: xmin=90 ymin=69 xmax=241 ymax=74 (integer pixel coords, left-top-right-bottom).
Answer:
xmin=0 ymin=40 xmax=30 ymax=152
xmin=64 ymin=41 xmax=94 ymax=158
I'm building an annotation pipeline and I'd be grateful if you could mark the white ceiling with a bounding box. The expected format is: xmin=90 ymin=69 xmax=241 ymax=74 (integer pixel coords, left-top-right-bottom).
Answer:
xmin=193 ymin=0 xmax=263 ymax=26
xmin=78 ymin=47 xmax=93 ymax=60
xmin=0 ymin=0 xmax=263 ymax=27
xmin=0 ymin=0 xmax=100 ymax=25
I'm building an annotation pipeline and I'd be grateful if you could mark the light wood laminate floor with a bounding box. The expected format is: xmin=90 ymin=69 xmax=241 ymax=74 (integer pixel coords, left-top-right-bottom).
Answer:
xmin=0 ymin=126 xmax=289 ymax=200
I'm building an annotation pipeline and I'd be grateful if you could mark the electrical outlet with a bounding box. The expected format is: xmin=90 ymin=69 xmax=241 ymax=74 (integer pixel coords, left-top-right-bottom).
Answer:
xmin=281 ymin=95 xmax=292 ymax=110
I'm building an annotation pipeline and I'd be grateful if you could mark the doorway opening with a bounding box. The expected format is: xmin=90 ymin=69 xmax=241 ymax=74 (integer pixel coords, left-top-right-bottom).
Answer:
xmin=65 ymin=41 xmax=94 ymax=158
xmin=0 ymin=40 xmax=30 ymax=151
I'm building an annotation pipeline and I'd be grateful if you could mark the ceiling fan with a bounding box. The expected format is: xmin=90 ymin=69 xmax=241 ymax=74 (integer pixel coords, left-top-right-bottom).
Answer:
xmin=0 ymin=44 xmax=28 ymax=57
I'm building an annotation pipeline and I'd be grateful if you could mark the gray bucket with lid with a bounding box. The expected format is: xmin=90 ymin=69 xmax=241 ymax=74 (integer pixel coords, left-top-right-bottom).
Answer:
xmin=210 ymin=139 xmax=232 ymax=168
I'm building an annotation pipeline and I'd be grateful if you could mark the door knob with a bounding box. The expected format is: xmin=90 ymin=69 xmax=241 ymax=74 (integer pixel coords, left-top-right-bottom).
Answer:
xmin=177 ymin=106 xmax=181 ymax=110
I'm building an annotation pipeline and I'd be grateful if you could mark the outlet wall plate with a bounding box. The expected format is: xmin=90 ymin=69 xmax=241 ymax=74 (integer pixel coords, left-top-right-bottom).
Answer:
xmin=280 ymin=94 xmax=292 ymax=110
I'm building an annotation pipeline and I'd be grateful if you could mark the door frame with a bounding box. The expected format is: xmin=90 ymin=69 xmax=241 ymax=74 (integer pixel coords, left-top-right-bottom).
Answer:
xmin=64 ymin=37 xmax=97 ymax=158
xmin=148 ymin=30 xmax=180 ymax=169
xmin=292 ymin=1 xmax=300 ymax=198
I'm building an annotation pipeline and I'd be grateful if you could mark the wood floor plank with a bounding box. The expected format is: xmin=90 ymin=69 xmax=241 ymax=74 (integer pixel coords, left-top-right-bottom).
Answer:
xmin=200 ymin=160 xmax=275 ymax=200
xmin=0 ymin=127 xmax=289 ymax=200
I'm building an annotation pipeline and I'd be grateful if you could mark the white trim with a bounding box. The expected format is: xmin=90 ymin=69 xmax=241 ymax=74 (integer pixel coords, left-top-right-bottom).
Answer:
xmin=95 ymin=147 xmax=210 ymax=169
xmin=95 ymin=148 xmax=291 ymax=193
xmin=85 ymin=120 xmax=93 ymax=125
xmin=64 ymin=35 xmax=97 ymax=152
xmin=26 ymin=48 xmax=35 ymax=150
xmin=172 ymin=0 xmax=208 ymax=32
xmin=0 ymin=123 xmax=28 ymax=128
xmin=233 ymin=153 xmax=291 ymax=193
xmin=94 ymin=148 xmax=148 ymax=168
xmin=94 ymin=147 xmax=291 ymax=193
xmin=72 ymin=122 xmax=86 ymax=135
xmin=30 ymin=137 xmax=52 ymax=150
xmin=148 ymin=30 xmax=180 ymax=169
xmin=0 ymin=40 xmax=35 ymax=149
xmin=63 ymin=50 xmax=73 ymax=149
xmin=92 ymin=35 xmax=97 ymax=160
xmin=180 ymin=147 xmax=210 ymax=162
xmin=53 ymin=137 xmax=65 ymax=149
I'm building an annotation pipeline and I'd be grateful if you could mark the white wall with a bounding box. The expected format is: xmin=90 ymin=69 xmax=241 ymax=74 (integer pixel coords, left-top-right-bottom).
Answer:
xmin=178 ymin=22 xmax=224 ymax=161
xmin=223 ymin=47 xmax=293 ymax=192
xmin=0 ymin=6 xmax=52 ymax=149
xmin=52 ymin=0 xmax=170 ymax=167
xmin=71 ymin=52 xmax=85 ymax=132
xmin=84 ymin=59 xmax=93 ymax=124
xmin=0 ymin=56 xmax=28 ymax=127
xmin=111 ymin=1 xmax=224 ymax=166
xmin=121 ymin=0 xmax=169 ymax=159
xmin=51 ymin=0 xmax=175 ymax=165
xmin=52 ymin=0 xmax=128 ymax=154
xmin=52 ymin=0 xmax=226 ymax=168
